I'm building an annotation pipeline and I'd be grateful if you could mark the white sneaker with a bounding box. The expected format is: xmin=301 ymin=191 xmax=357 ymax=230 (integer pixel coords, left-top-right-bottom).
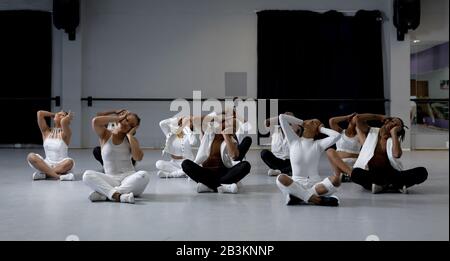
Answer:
xmin=371 ymin=184 xmax=385 ymax=194
xmin=59 ymin=173 xmax=75 ymax=181
xmin=169 ymin=170 xmax=188 ymax=178
xmin=217 ymin=183 xmax=238 ymax=194
xmin=88 ymin=191 xmax=107 ymax=202
xmin=119 ymin=192 xmax=135 ymax=204
xmin=267 ymin=169 xmax=282 ymax=176
xmin=157 ymin=170 xmax=169 ymax=178
xmin=196 ymin=183 xmax=214 ymax=193
xmin=32 ymin=172 xmax=46 ymax=180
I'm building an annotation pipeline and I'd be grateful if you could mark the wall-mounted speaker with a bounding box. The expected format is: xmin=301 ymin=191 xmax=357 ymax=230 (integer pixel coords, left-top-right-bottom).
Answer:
xmin=393 ymin=0 xmax=420 ymax=41
xmin=53 ymin=0 xmax=79 ymax=41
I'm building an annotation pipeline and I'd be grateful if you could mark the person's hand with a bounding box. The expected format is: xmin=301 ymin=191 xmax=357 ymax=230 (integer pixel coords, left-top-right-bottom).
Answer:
xmin=63 ymin=111 xmax=74 ymax=122
xmin=117 ymin=112 xmax=128 ymax=123
xmin=116 ymin=109 xmax=129 ymax=116
xmin=222 ymin=127 xmax=234 ymax=136
xmin=347 ymin=112 xmax=357 ymax=121
xmin=127 ymin=126 xmax=138 ymax=137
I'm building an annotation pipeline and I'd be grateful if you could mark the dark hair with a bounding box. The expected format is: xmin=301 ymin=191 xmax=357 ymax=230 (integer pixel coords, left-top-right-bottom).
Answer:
xmin=130 ymin=113 xmax=141 ymax=126
xmin=397 ymin=118 xmax=406 ymax=142
xmin=384 ymin=117 xmax=407 ymax=142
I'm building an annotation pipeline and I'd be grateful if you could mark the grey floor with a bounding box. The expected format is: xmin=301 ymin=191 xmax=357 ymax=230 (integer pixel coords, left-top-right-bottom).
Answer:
xmin=0 ymin=149 xmax=448 ymax=241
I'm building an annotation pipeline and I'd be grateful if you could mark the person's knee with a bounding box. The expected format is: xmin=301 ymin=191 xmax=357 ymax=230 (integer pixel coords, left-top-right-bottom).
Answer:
xmin=136 ymin=171 xmax=150 ymax=183
xmin=277 ymin=174 xmax=292 ymax=186
xmin=416 ymin=167 xmax=428 ymax=184
xmin=181 ymin=159 xmax=194 ymax=172
xmin=155 ymin=160 xmax=164 ymax=169
xmin=241 ymin=161 xmax=251 ymax=174
xmin=260 ymin=149 xmax=270 ymax=159
xmin=82 ymin=171 xmax=96 ymax=183
xmin=243 ymin=136 xmax=252 ymax=145
xmin=65 ymin=159 xmax=74 ymax=170
xmin=27 ymin=153 xmax=37 ymax=164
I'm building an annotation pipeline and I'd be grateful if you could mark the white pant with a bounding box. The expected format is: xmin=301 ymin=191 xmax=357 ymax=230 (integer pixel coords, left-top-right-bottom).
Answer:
xmin=83 ymin=170 xmax=150 ymax=200
xmin=155 ymin=159 xmax=185 ymax=176
xmin=276 ymin=176 xmax=337 ymax=202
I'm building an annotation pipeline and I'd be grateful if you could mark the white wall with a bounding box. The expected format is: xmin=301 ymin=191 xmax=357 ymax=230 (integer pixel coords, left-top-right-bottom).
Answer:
xmin=79 ymin=0 xmax=394 ymax=148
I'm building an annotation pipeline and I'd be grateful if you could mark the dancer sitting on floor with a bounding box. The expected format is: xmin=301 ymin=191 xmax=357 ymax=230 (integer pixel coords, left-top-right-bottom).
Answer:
xmin=181 ymin=113 xmax=251 ymax=194
xmin=156 ymin=115 xmax=197 ymax=178
xmin=92 ymin=109 xmax=136 ymax=167
xmin=83 ymin=111 xmax=149 ymax=204
xmin=27 ymin=110 xmax=75 ymax=181
xmin=275 ymin=114 xmax=342 ymax=206
xmin=261 ymin=112 xmax=302 ymax=177
xmin=351 ymin=114 xmax=428 ymax=194
xmin=325 ymin=113 xmax=361 ymax=182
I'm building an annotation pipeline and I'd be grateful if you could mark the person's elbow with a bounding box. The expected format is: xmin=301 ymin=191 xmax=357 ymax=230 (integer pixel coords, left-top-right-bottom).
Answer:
xmin=133 ymin=151 xmax=144 ymax=162
xmin=393 ymin=150 xmax=402 ymax=159
xmin=37 ymin=110 xmax=46 ymax=117
xmin=92 ymin=117 xmax=102 ymax=129
xmin=231 ymin=152 xmax=240 ymax=161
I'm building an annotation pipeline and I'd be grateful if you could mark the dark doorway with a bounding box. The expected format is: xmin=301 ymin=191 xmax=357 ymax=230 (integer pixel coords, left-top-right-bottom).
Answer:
xmin=0 ymin=10 xmax=52 ymax=145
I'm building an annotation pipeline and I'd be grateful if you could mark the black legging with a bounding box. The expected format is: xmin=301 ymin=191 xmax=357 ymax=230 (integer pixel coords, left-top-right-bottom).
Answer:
xmin=182 ymin=160 xmax=251 ymax=190
xmin=260 ymin=149 xmax=292 ymax=175
xmin=351 ymin=167 xmax=428 ymax=191
xmin=236 ymin=136 xmax=252 ymax=161
xmin=92 ymin=146 xmax=136 ymax=166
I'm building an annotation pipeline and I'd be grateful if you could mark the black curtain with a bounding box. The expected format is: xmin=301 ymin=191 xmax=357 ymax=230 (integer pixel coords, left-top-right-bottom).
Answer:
xmin=0 ymin=10 xmax=52 ymax=145
xmin=257 ymin=10 xmax=385 ymax=127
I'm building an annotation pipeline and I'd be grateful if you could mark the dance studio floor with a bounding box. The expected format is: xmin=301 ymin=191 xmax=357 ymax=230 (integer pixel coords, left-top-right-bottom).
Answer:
xmin=0 ymin=149 xmax=448 ymax=241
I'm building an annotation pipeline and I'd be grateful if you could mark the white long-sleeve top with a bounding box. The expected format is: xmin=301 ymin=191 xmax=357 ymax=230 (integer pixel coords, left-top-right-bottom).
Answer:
xmin=271 ymin=125 xmax=290 ymax=160
xmin=279 ymin=114 xmax=341 ymax=182
xmin=159 ymin=117 xmax=197 ymax=160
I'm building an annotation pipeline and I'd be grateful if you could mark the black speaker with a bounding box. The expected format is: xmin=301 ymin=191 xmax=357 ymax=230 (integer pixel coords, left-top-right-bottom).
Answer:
xmin=53 ymin=0 xmax=79 ymax=41
xmin=394 ymin=0 xmax=420 ymax=41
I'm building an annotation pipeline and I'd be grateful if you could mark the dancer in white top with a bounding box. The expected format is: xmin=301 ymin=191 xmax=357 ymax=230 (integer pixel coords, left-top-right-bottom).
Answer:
xmin=82 ymin=111 xmax=150 ymax=204
xmin=156 ymin=116 xmax=197 ymax=178
xmin=261 ymin=112 xmax=301 ymax=176
xmin=326 ymin=113 xmax=361 ymax=182
xmin=27 ymin=110 xmax=75 ymax=181
xmin=92 ymin=109 xmax=136 ymax=167
xmin=276 ymin=114 xmax=342 ymax=206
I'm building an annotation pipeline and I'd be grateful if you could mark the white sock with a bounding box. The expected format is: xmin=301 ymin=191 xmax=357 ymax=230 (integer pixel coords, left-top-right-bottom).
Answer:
xmin=32 ymin=172 xmax=46 ymax=180
xmin=89 ymin=191 xmax=107 ymax=202
xmin=157 ymin=170 xmax=169 ymax=178
xmin=217 ymin=183 xmax=238 ymax=194
xmin=59 ymin=173 xmax=75 ymax=181
xmin=168 ymin=170 xmax=187 ymax=178
xmin=119 ymin=192 xmax=135 ymax=204
xmin=268 ymin=169 xmax=282 ymax=176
